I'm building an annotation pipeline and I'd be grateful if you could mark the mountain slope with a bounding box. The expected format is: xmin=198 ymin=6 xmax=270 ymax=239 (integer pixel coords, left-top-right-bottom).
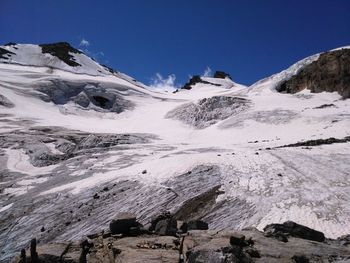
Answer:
xmin=0 ymin=43 xmax=349 ymax=262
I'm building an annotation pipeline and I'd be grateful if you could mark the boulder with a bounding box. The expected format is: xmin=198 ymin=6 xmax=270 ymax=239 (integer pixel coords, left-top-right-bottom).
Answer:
xmin=263 ymin=221 xmax=325 ymax=242
xmin=291 ymin=255 xmax=310 ymax=263
xmin=185 ymin=220 xmax=209 ymax=231
xmin=154 ymin=218 xmax=177 ymax=236
xmin=149 ymin=211 xmax=173 ymax=231
xmin=230 ymin=234 xmax=250 ymax=247
xmin=109 ymin=212 xmax=142 ymax=235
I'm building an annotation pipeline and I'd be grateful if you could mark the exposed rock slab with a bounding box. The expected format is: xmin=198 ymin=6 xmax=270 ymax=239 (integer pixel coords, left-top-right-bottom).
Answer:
xmin=277 ymin=49 xmax=350 ymax=98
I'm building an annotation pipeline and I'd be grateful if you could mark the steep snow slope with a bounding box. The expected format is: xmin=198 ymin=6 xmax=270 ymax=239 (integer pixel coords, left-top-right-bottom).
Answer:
xmin=0 ymin=44 xmax=350 ymax=261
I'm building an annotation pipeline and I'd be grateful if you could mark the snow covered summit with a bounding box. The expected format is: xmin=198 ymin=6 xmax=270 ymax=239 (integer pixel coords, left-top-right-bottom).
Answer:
xmin=0 ymin=42 xmax=123 ymax=76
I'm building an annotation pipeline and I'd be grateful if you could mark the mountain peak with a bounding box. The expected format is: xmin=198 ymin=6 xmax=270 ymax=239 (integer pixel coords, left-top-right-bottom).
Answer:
xmin=0 ymin=42 xmax=115 ymax=76
xmin=39 ymin=42 xmax=83 ymax=67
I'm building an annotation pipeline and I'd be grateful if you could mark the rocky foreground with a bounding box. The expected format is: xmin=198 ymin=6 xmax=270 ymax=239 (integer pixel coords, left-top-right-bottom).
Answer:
xmin=13 ymin=212 xmax=350 ymax=263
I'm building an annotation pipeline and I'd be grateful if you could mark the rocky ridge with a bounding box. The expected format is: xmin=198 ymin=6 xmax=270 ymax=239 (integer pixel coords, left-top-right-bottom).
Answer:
xmin=277 ymin=48 xmax=350 ymax=98
xmin=12 ymin=214 xmax=350 ymax=263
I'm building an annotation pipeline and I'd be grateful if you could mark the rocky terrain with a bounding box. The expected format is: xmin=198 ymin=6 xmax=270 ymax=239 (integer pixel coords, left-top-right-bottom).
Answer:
xmin=277 ymin=48 xmax=350 ymax=98
xmin=12 ymin=213 xmax=350 ymax=262
xmin=0 ymin=43 xmax=349 ymax=262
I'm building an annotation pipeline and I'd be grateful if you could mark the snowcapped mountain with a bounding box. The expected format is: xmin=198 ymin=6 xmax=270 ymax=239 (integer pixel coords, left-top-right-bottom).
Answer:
xmin=0 ymin=42 xmax=349 ymax=261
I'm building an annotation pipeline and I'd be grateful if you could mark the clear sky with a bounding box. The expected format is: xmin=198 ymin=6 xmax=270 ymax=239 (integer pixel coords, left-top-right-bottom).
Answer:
xmin=1 ymin=0 xmax=350 ymax=87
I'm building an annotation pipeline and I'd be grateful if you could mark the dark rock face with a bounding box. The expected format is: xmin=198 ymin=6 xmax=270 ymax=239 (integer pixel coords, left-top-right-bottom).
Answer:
xmin=39 ymin=42 xmax=82 ymax=67
xmin=264 ymin=221 xmax=325 ymax=242
xmin=277 ymin=49 xmax=350 ymax=98
xmin=109 ymin=212 xmax=142 ymax=235
xmin=173 ymin=185 xmax=222 ymax=221
xmin=0 ymin=47 xmax=15 ymax=60
xmin=0 ymin=94 xmax=14 ymax=108
xmin=277 ymin=136 xmax=350 ymax=148
xmin=214 ymin=71 xmax=231 ymax=79
xmin=182 ymin=75 xmax=213 ymax=90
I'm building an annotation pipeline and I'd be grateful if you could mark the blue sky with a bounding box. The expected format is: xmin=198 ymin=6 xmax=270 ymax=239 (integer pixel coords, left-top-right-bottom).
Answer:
xmin=1 ymin=0 xmax=350 ymax=87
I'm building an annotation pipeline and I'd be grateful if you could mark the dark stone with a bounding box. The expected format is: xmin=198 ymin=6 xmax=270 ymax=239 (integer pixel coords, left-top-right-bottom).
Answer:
xmin=230 ymin=234 xmax=250 ymax=247
xmin=291 ymin=255 xmax=310 ymax=263
xmin=244 ymin=247 xmax=261 ymax=258
xmin=154 ymin=218 xmax=178 ymax=236
xmin=30 ymin=238 xmax=38 ymax=263
xmin=79 ymin=240 xmax=93 ymax=263
xmin=149 ymin=211 xmax=173 ymax=231
xmin=93 ymin=193 xmax=100 ymax=199
xmin=277 ymin=49 xmax=350 ymax=98
xmin=186 ymin=220 xmax=209 ymax=231
xmin=40 ymin=226 xmax=45 ymax=232
xmin=313 ymin=103 xmax=336 ymax=109
xmin=39 ymin=42 xmax=82 ymax=67
xmin=142 ymin=170 xmax=147 ymax=174
xmin=129 ymin=225 xmax=147 ymax=236
xmin=19 ymin=249 xmax=26 ymax=263
xmin=214 ymin=71 xmax=232 ymax=79
xmin=263 ymin=221 xmax=325 ymax=242
xmin=109 ymin=212 xmax=141 ymax=235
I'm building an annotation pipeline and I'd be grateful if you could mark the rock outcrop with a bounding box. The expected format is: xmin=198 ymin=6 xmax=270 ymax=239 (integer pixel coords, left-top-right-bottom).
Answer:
xmin=214 ymin=71 xmax=232 ymax=79
xmin=39 ymin=42 xmax=83 ymax=67
xmin=181 ymin=75 xmax=214 ymax=90
xmin=12 ymin=219 xmax=350 ymax=263
xmin=277 ymin=49 xmax=350 ymax=98
xmin=0 ymin=47 xmax=15 ymax=60
xmin=109 ymin=212 xmax=143 ymax=236
xmin=263 ymin=221 xmax=326 ymax=242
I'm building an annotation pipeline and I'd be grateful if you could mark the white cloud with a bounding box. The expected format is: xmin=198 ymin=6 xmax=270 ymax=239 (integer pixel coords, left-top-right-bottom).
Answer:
xmin=149 ymin=73 xmax=178 ymax=92
xmin=79 ymin=38 xmax=90 ymax=47
xmin=202 ymin=66 xmax=212 ymax=77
